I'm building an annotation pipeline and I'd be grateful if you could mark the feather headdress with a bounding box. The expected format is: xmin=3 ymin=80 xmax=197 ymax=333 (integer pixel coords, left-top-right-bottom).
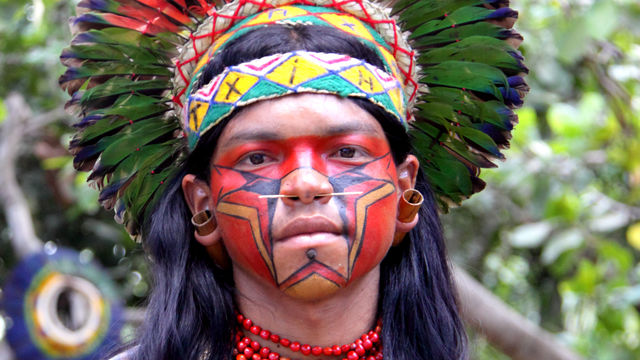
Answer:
xmin=60 ymin=0 xmax=528 ymax=239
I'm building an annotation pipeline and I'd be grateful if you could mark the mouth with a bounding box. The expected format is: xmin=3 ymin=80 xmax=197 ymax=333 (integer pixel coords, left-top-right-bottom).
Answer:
xmin=273 ymin=216 xmax=342 ymax=242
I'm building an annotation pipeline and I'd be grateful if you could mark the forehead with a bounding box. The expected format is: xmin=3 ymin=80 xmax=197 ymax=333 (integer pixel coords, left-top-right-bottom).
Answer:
xmin=213 ymin=94 xmax=387 ymax=154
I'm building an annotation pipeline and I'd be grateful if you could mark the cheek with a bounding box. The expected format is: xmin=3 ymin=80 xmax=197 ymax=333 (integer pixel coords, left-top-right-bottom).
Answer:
xmin=346 ymin=188 xmax=397 ymax=283
xmin=210 ymin=169 xmax=278 ymax=285
xmin=330 ymin=155 xmax=399 ymax=283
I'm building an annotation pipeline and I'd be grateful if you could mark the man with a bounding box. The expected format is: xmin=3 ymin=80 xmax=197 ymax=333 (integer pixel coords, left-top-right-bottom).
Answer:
xmin=60 ymin=1 xmax=526 ymax=358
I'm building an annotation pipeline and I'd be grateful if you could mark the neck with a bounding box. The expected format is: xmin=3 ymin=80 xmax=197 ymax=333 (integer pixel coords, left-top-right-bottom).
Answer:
xmin=234 ymin=266 xmax=381 ymax=359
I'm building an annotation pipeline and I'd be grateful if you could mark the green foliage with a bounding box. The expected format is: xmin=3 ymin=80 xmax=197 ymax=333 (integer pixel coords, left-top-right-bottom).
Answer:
xmin=444 ymin=0 xmax=640 ymax=358
xmin=0 ymin=0 xmax=150 ymax=331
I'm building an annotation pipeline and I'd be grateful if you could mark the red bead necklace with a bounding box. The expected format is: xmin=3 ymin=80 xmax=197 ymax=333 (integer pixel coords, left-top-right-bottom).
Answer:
xmin=234 ymin=313 xmax=383 ymax=360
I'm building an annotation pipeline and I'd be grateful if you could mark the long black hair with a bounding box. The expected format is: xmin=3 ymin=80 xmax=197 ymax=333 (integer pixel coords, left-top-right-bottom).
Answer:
xmin=129 ymin=24 xmax=467 ymax=360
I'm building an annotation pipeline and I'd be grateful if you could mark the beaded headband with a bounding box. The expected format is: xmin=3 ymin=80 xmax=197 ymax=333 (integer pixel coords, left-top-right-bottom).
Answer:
xmin=185 ymin=50 xmax=407 ymax=148
xmin=60 ymin=0 xmax=529 ymax=239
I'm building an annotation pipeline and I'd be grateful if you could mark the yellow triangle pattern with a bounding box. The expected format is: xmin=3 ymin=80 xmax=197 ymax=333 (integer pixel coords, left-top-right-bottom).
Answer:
xmin=265 ymin=56 xmax=329 ymax=86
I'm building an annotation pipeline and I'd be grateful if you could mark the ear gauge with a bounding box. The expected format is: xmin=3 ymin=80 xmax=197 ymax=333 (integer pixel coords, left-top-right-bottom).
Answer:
xmin=192 ymin=209 xmax=216 ymax=236
xmin=392 ymin=189 xmax=424 ymax=246
xmin=191 ymin=210 xmax=231 ymax=269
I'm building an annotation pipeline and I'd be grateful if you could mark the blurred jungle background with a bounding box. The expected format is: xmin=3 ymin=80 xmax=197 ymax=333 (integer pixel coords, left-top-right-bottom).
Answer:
xmin=0 ymin=0 xmax=638 ymax=359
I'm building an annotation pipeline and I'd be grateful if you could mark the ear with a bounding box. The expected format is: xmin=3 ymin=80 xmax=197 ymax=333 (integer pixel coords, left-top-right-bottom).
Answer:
xmin=396 ymin=154 xmax=419 ymax=194
xmin=394 ymin=155 xmax=421 ymax=244
xmin=181 ymin=174 xmax=220 ymax=247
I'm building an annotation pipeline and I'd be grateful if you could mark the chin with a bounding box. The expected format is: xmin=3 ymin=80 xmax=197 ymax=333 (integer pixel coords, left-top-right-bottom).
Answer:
xmin=282 ymin=274 xmax=342 ymax=301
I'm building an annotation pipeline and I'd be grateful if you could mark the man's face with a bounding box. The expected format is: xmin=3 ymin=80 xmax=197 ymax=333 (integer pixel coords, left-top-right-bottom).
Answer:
xmin=209 ymin=94 xmax=402 ymax=300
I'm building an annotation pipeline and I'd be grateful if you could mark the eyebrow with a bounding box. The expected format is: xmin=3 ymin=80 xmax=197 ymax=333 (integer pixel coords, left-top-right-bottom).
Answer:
xmin=324 ymin=122 xmax=380 ymax=136
xmin=224 ymin=121 xmax=381 ymax=145
xmin=225 ymin=130 xmax=282 ymax=144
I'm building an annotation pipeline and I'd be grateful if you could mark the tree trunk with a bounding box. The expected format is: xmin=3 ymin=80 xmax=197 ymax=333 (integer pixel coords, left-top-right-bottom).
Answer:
xmin=454 ymin=265 xmax=583 ymax=360
xmin=0 ymin=93 xmax=44 ymax=258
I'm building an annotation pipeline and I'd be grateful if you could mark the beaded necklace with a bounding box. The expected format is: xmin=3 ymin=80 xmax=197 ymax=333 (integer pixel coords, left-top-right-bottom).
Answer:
xmin=234 ymin=313 xmax=383 ymax=360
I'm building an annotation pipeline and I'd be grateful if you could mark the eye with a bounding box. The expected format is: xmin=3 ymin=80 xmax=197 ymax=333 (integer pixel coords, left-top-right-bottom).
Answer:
xmin=235 ymin=151 xmax=275 ymax=169
xmin=338 ymin=147 xmax=356 ymax=158
xmin=248 ymin=153 xmax=266 ymax=165
xmin=331 ymin=145 xmax=371 ymax=163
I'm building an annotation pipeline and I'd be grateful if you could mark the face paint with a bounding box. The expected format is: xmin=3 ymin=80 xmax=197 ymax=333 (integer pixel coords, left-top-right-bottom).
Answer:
xmin=209 ymin=94 xmax=401 ymax=300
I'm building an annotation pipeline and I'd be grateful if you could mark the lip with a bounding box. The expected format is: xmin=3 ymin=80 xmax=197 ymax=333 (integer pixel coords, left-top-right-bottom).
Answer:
xmin=273 ymin=216 xmax=342 ymax=242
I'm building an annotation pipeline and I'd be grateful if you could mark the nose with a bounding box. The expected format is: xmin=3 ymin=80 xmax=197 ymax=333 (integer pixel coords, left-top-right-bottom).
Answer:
xmin=279 ymin=168 xmax=334 ymax=205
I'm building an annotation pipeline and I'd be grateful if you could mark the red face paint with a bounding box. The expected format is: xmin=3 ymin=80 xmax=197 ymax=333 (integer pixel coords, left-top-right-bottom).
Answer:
xmin=207 ymin=94 xmax=402 ymax=300
xmin=210 ymin=134 xmax=398 ymax=296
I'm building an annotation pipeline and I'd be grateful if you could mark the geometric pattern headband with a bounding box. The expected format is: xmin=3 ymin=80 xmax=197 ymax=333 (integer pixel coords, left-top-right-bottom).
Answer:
xmin=185 ymin=50 xmax=407 ymax=149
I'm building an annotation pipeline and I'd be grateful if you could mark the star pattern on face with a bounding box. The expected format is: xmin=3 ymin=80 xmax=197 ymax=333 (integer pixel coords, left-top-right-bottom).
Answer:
xmin=211 ymin=152 xmax=397 ymax=290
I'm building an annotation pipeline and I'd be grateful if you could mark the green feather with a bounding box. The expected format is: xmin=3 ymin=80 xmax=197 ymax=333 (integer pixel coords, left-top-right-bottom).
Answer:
xmin=419 ymin=36 xmax=525 ymax=75
xmin=75 ymin=98 xmax=169 ymax=146
xmin=421 ymin=61 xmax=507 ymax=100
xmin=74 ymin=28 xmax=179 ymax=49
xmin=415 ymin=101 xmax=457 ymax=128
xmin=68 ymin=62 xmax=172 ymax=79
xmin=124 ymin=164 xmax=180 ymax=234
xmin=81 ymin=78 xmax=169 ymax=103
xmin=64 ymin=43 xmax=171 ymax=65
xmin=404 ymin=4 xmax=493 ymax=32
xmin=98 ymin=117 xmax=179 ymax=168
xmin=394 ymin=0 xmax=484 ymax=28
xmin=410 ymin=119 xmax=497 ymax=168
xmin=99 ymin=94 xmax=169 ymax=119
xmin=454 ymin=126 xmax=501 ymax=158
xmin=411 ymin=129 xmax=474 ymax=196
xmin=411 ymin=21 xmax=513 ymax=46
xmin=419 ymin=88 xmax=511 ymax=130
xmin=106 ymin=141 xmax=177 ymax=188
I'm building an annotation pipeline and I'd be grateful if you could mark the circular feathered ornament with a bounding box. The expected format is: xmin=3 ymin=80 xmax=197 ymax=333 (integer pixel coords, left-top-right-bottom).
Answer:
xmin=1 ymin=247 xmax=123 ymax=359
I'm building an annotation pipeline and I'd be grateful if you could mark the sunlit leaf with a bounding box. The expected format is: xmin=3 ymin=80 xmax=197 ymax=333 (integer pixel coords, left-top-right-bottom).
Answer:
xmin=598 ymin=241 xmax=633 ymax=272
xmin=541 ymin=228 xmax=583 ymax=265
xmin=0 ymin=97 xmax=6 ymax=124
xmin=506 ymin=221 xmax=553 ymax=248
xmin=589 ymin=211 xmax=631 ymax=233
xmin=627 ymin=222 xmax=640 ymax=250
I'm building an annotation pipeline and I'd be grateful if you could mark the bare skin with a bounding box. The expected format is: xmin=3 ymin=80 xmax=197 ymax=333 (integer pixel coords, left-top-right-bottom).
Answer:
xmin=182 ymin=94 xmax=418 ymax=359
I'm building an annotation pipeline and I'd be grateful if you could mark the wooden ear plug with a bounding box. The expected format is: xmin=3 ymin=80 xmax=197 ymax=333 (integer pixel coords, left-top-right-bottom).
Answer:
xmin=191 ymin=210 xmax=230 ymax=269
xmin=393 ymin=189 xmax=424 ymax=246
xmin=192 ymin=210 xmax=216 ymax=236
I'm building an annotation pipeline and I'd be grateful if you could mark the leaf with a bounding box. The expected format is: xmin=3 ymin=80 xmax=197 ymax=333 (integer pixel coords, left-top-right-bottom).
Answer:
xmin=589 ymin=211 xmax=630 ymax=233
xmin=541 ymin=228 xmax=583 ymax=265
xmin=42 ymin=156 xmax=72 ymax=170
xmin=506 ymin=221 xmax=554 ymax=248
xmin=598 ymin=241 xmax=632 ymax=272
xmin=627 ymin=222 xmax=640 ymax=251
xmin=560 ymin=260 xmax=599 ymax=295
xmin=0 ymin=97 xmax=6 ymax=124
